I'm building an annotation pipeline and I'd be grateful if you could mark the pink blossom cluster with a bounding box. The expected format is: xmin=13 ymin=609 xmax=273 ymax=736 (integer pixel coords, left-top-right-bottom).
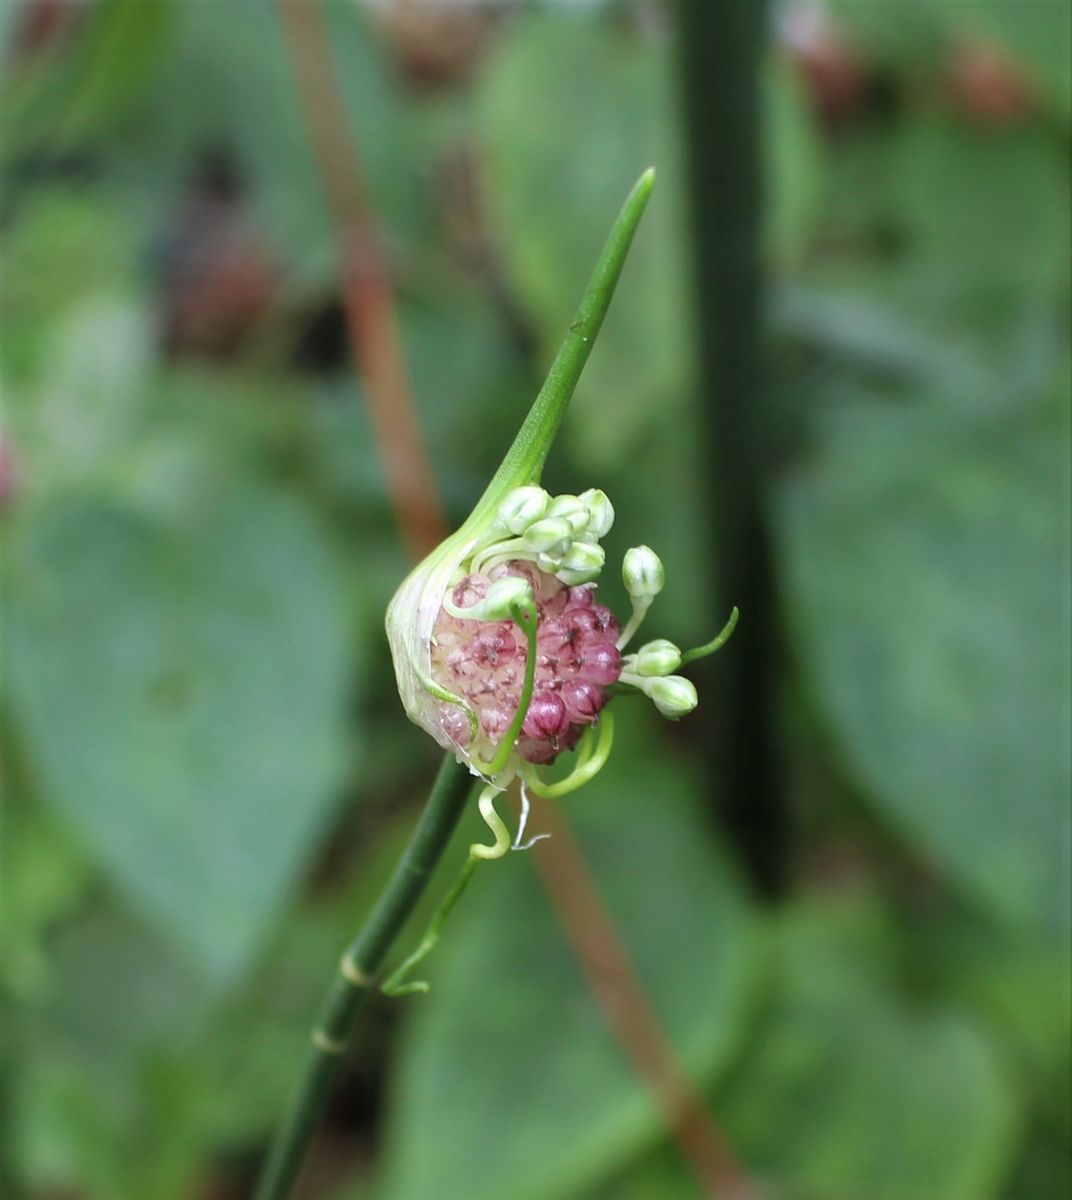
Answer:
xmin=430 ymin=561 xmax=622 ymax=765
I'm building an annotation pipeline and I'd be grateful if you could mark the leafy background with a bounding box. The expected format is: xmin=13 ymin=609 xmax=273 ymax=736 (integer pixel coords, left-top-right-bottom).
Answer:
xmin=1 ymin=2 xmax=1069 ymax=1198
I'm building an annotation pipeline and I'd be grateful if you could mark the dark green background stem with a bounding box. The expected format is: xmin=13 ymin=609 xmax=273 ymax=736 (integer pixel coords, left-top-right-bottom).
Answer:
xmin=675 ymin=0 xmax=788 ymax=896
xmin=254 ymin=755 xmax=474 ymax=1200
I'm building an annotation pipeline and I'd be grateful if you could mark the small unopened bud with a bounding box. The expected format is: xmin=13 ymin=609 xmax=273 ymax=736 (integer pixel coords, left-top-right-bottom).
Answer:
xmin=623 ymin=545 xmax=664 ymax=601
xmin=579 ymin=488 xmax=614 ymax=538
xmin=634 ymin=638 xmax=681 ymax=677
xmin=547 ymin=494 xmax=591 ymax=536
xmin=473 ymin=576 xmax=536 ymax=622
xmin=498 ymin=486 xmax=550 ymax=535
xmin=523 ymin=517 xmax=572 ymax=558
xmin=557 ymin=540 xmax=605 ymax=586
xmin=645 ymin=675 xmax=697 ymax=719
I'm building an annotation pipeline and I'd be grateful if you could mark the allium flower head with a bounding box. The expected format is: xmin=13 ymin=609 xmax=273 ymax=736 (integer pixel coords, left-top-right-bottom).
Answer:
xmin=387 ymin=485 xmax=622 ymax=781
xmin=387 ymin=480 xmax=736 ymax=798
xmin=384 ymin=168 xmax=736 ymax=807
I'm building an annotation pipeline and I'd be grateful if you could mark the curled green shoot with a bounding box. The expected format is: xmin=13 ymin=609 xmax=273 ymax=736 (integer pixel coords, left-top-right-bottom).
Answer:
xmin=381 ymin=782 xmax=512 ymax=997
xmin=679 ymin=607 xmax=740 ymax=666
xmin=521 ymin=710 xmax=616 ymax=800
xmin=469 ymin=595 xmax=540 ymax=779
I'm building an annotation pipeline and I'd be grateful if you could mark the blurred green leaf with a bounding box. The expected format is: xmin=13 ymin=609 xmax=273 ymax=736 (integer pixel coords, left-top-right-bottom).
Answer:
xmin=0 ymin=190 xmax=139 ymax=386
xmin=0 ymin=0 xmax=20 ymax=58
xmin=939 ymin=1 xmax=1072 ymax=120
xmin=916 ymin=908 xmax=1072 ymax=1200
xmin=380 ymin=715 xmax=765 ymax=1200
xmin=5 ymin=295 xmax=154 ymax=500
xmin=0 ymin=0 xmax=174 ymax=169
xmin=64 ymin=0 xmax=176 ymax=140
xmin=476 ymin=8 xmax=685 ymax=468
xmin=885 ymin=117 xmax=1070 ymax=318
xmin=765 ymin=62 xmax=826 ymax=268
xmin=775 ymin=404 xmax=1071 ymax=937
xmin=826 ymin=3 xmax=948 ymax=72
xmin=0 ymin=794 xmax=92 ymax=1000
xmin=0 ymin=1 xmax=418 ymax=290
xmin=5 ymin=483 xmax=355 ymax=981
xmin=108 ymin=0 xmax=417 ymax=290
xmin=8 ymin=904 xmax=213 ymax=1199
xmin=717 ymin=894 xmax=1021 ymax=1200
xmin=590 ymin=1140 xmax=704 ymax=1200
xmin=6 ymin=792 xmax=442 ymax=1199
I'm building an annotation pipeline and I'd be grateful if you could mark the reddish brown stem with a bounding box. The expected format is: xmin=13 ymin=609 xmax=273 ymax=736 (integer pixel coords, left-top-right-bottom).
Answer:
xmin=278 ymin=0 xmax=446 ymax=560
xmin=533 ymin=797 xmax=758 ymax=1200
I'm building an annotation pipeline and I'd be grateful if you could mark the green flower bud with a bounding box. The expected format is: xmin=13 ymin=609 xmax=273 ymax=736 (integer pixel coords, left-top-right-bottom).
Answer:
xmin=523 ymin=517 xmax=573 ymax=558
xmin=471 ymin=576 xmax=536 ymax=622
xmin=634 ymin=637 xmax=682 ymax=677
xmin=622 ymin=545 xmax=664 ymax=601
xmin=547 ymin=494 xmax=591 ymax=536
xmin=557 ymin=540 xmax=605 ymax=585
xmin=645 ymin=674 xmax=697 ymax=719
xmin=497 ymin=486 xmax=550 ymax=535
xmin=579 ymin=488 xmax=615 ymax=538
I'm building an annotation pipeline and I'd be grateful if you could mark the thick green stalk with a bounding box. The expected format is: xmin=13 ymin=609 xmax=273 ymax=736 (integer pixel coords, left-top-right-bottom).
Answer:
xmin=675 ymin=0 xmax=787 ymax=895
xmin=472 ymin=167 xmax=655 ymax=519
xmin=254 ymin=755 xmax=475 ymax=1200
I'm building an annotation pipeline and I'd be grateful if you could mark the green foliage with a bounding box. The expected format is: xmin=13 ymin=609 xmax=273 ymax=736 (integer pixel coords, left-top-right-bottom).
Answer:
xmin=884 ymin=116 xmax=1070 ymax=318
xmin=1 ymin=1 xmax=1068 ymax=1196
xmin=5 ymin=485 xmax=354 ymax=981
xmin=476 ymin=7 xmax=684 ymax=467
xmin=0 ymin=797 xmax=92 ymax=1001
xmin=776 ymin=403 xmax=1071 ymax=937
xmin=121 ymin=0 xmax=418 ymax=290
xmin=0 ymin=190 xmax=139 ymax=385
xmin=475 ymin=8 xmax=824 ymax=466
xmin=718 ymin=896 xmax=1020 ymax=1200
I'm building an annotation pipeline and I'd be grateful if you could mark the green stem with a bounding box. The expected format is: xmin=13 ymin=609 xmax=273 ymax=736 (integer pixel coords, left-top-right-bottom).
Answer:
xmin=676 ymin=0 xmax=787 ymax=895
xmin=471 ymin=600 xmax=539 ymax=778
xmin=616 ymin=596 xmax=652 ymax=651
xmin=254 ymin=755 xmax=475 ymax=1200
xmin=521 ymin=709 xmax=616 ymax=800
xmin=679 ymin=607 xmax=740 ymax=666
xmin=471 ymin=167 xmax=655 ymax=521
xmin=381 ymin=772 xmax=517 ymax=996
xmin=382 ymin=855 xmax=483 ymax=996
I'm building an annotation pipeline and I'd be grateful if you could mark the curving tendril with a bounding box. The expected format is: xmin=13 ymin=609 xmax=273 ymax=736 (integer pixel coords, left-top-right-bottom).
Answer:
xmin=520 ymin=709 xmax=615 ymax=800
xmin=469 ymin=595 xmax=540 ymax=780
xmin=382 ymin=782 xmax=513 ymax=997
xmin=471 ymin=784 xmax=513 ymax=860
xmin=679 ymin=606 xmax=739 ymax=666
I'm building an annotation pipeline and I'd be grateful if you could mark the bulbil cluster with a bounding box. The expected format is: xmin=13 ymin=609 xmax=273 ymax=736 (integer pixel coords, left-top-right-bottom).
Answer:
xmin=385 ymin=482 xmax=723 ymax=794
xmin=430 ymin=560 xmax=621 ymax=765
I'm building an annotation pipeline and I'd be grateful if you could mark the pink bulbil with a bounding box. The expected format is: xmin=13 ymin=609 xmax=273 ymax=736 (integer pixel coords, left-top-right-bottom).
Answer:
xmin=430 ymin=560 xmax=622 ymax=765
